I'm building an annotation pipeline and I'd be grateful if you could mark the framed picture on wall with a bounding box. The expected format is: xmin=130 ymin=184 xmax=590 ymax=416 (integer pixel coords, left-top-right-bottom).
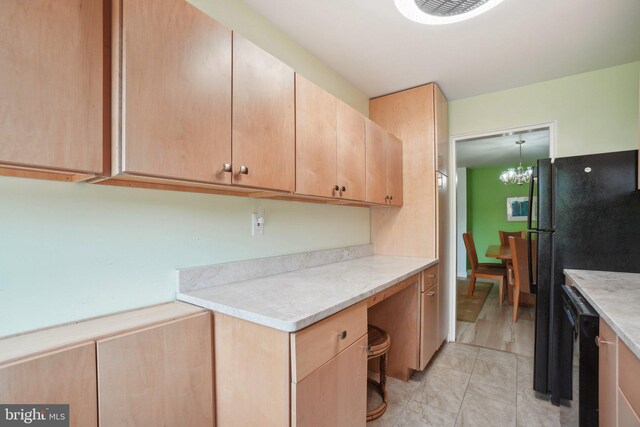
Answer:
xmin=506 ymin=196 xmax=530 ymax=222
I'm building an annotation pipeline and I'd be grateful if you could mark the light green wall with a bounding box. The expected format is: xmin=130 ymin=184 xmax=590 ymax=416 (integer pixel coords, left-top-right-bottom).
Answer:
xmin=467 ymin=165 xmax=532 ymax=264
xmin=0 ymin=0 xmax=372 ymax=337
xmin=187 ymin=0 xmax=369 ymax=115
xmin=450 ymin=62 xmax=640 ymax=157
xmin=0 ymin=177 xmax=370 ymax=336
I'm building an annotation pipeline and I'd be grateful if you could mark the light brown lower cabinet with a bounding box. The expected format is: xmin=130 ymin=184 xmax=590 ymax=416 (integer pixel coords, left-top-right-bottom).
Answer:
xmin=619 ymin=389 xmax=640 ymax=427
xmin=0 ymin=342 xmax=98 ymax=427
xmin=599 ymin=318 xmax=618 ymax=427
xmin=292 ymin=335 xmax=368 ymax=427
xmin=214 ymin=303 xmax=368 ymax=426
xmin=420 ymin=282 xmax=439 ymax=370
xmin=97 ymin=312 xmax=214 ymax=427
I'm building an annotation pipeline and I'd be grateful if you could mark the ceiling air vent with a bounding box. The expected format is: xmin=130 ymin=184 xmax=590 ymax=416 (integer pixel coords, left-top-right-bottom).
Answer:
xmin=395 ymin=0 xmax=504 ymax=24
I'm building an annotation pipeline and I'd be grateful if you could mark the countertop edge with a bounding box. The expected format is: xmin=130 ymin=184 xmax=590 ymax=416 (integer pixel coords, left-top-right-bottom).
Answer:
xmin=179 ymin=257 xmax=438 ymax=332
xmin=564 ymin=269 xmax=640 ymax=360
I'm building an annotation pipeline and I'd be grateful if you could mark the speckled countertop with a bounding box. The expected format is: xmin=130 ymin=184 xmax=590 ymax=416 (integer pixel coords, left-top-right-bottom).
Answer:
xmin=178 ymin=255 xmax=437 ymax=332
xmin=564 ymin=269 xmax=640 ymax=359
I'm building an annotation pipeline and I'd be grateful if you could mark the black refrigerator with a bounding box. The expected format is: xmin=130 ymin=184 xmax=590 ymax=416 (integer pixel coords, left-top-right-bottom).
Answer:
xmin=529 ymin=150 xmax=640 ymax=407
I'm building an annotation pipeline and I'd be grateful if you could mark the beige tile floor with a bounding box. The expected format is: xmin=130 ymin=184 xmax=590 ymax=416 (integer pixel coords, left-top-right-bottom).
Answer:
xmin=455 ymin=278 xmax=536 ymax=358
xmin=367 ymin=342 xmax=577 ymax=427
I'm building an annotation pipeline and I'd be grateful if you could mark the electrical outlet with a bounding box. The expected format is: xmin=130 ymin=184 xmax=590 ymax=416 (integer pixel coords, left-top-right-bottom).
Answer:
xmin=252 ymin=209 xmax=265 ymax=236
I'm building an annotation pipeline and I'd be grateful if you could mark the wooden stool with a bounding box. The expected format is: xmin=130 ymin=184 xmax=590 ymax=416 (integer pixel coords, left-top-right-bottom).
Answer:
xmin=366 ymin=324 xmax=391 ymax=422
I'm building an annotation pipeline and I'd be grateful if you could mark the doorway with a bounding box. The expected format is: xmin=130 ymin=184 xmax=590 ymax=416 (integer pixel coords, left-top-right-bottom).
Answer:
xmin=447 ymin=122 xmax=556 ymax=357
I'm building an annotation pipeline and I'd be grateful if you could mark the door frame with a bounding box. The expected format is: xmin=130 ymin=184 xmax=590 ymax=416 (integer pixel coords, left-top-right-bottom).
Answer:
xmin=446 ymin=121 xmax=557 ymax=341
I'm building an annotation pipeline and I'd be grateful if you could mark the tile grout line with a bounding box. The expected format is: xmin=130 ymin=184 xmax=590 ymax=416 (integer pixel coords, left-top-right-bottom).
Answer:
xmin=453 ymin=347 xmax=479 ymax=425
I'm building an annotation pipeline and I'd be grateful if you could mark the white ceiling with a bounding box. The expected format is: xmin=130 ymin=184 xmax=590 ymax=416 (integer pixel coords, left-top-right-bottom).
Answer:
xmin=243 ymin=0 xmax=640 ymax=99
xmin=456 ymin=129 xmax=550 ymax=169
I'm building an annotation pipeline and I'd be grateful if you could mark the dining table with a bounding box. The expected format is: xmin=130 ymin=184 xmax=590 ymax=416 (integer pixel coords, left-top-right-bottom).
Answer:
xmin=485 ymin=243 xmax=535 ymax=307
xmin=485 ymin=244 xmax=511 ymax=261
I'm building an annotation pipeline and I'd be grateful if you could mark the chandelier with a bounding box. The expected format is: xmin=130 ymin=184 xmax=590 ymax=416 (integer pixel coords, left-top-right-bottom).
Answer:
xmin=499 ymin=138 xmax=533 ymax=185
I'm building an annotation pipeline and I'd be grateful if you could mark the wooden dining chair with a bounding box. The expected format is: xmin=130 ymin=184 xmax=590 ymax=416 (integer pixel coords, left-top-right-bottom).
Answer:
xmin=498 ymin=231 xmax=525 ymax=268
xmin=462 ymin=232 xmax=508 ymax=304
xmin=508 ymin=236 xmax=535 ymax=322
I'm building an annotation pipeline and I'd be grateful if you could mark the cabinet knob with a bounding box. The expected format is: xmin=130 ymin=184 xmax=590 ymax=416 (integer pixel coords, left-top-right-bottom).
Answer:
xmin=389 ymin=195 xmax=393 ymax=201
xmin=338 ymin=330 xmax=347 ymax=340
xmin=222 ymin=163 xmax=232 ymax=173
xmin=333 ymin=185 xmax=340 ymax=192
xmin=238 ymin=166 xmax=249 ymax=175
xmin=340 ymin=186 xmax=346 ymax=192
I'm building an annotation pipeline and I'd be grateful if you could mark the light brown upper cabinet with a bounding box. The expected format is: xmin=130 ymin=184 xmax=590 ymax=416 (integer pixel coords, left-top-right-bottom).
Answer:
xmin=386 ymin=134 xmax=404 ymax=206
xmin=296 ymin=75 xmax=366 ymax=201
xmin=233 ymin=34 xmax=295 ymax=192
xmin=296 ymin=75 xmax=338 ymax=198
xmin=112 ymin=0 xmax=232 ymax=184
xmin=0 ymin=0 xmax=106 ymax=176
xmin=336 ymin=101 xmax=366 ymax=201
xmin=366 ymin=119 xmax=403 ymax=206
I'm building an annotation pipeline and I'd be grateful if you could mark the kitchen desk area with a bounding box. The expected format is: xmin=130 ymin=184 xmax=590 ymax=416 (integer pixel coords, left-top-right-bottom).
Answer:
xmin=177 ymin=245 xmax=441 ymax=426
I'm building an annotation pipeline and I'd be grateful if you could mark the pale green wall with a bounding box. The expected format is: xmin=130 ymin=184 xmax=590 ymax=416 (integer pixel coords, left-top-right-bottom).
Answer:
xmin=187 ymin=0 xmax=369 ymax=115
xmin=0 ymin=0 xmax=371 ymax=337
xmin=450 ymin=62 xmax=640 ymax=157
xmin=0 ymin=177 xmax=370 ymax=336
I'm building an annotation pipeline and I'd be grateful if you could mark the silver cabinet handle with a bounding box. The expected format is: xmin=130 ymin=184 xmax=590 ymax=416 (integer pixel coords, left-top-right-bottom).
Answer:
xmin=427 ymin=274 xmax=436 ymax=278
xmin=338 ymin=330 xmax=347 ymax=340
xmin=238 ymin=165 xmax=249 ymax=175
xmin=222 ymin=163 xmax=232 ymax=173
xmin=595 ymin=336 xmax=615 ymax=347
xmin=427 ymin=291 xmax=436 ymax=297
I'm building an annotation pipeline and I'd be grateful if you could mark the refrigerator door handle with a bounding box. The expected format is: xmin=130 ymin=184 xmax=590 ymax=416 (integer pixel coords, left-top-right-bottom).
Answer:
xmin=528 ymin=172 xmax=537 ymax=231
xmin=528 ymin=231 xmax=537 ymax=294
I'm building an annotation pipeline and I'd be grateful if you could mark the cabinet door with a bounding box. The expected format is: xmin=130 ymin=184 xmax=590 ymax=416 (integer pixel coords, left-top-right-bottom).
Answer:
xmin=233 ymin=33 xmax=295 ymax=191
xmin=365 ymin=119 xmax=387 ymax=204
xmin=420 ymin=284 xmax=439 ymax=369
xmin=599 ymin=318 xmax=617 ymax=427
xmin=120 ymin=0 xmax=232 ymax=183
xmin=0 ymin=342 xmax=97 ymax=427
xmin=619 ymin=389 xmax=640 ymax=427
xmin=0 ymin=0 xmax=104 ymax=174
xmin=386 ymin=133 xmax=403 ymax=206
xmin=293 ymin=335 xmax=367 ymax=427
xmin=337 ymin=101 xmax=366 ymax=201
xmin=97 ymin=313 xmax=213 ymax=427
xmin=296 ymin=75 xmax=337 ymax=198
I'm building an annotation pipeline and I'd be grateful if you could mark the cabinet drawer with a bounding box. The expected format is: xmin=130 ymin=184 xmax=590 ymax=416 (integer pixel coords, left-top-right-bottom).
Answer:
xmin=619 ymin=339 xmax=640 ymax=416
xmin=422 ymin=265 xmax=439 ymax=291
xmin=291 ymin=302 xmax=367 ymax=383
